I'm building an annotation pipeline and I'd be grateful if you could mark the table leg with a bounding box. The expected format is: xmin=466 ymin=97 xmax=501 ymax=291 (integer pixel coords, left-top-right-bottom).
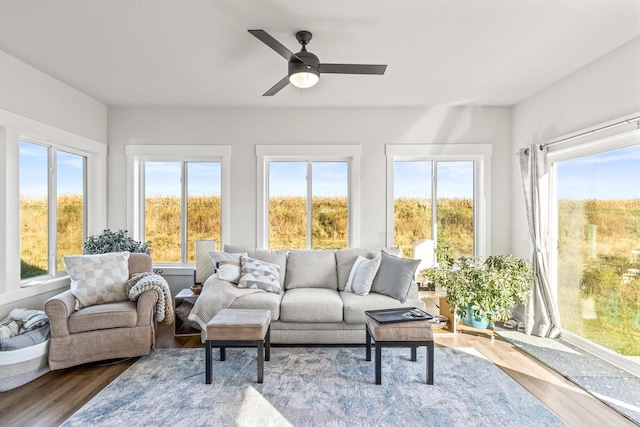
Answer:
xmin=375 ymin=344 xmax=382 ymax=385
xmin=426 ymin=341 xmax=434 ymax=385
xmin=265 ymin=326 xmax=271 ymax=362
xmin=365 ymin=326 xmax=372 ymax=362
xmin=257 ymin=340 xmax=264 ymax=383
xmin=411 ymin=346 xmax=417 ymax=361
xmin=205 ymin=340 xmax=212 ymax=384
xmin=220 ymin=346 xmax=226 ymax=361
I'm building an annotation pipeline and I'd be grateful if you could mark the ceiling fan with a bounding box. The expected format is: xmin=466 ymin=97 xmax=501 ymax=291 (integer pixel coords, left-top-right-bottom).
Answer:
xmin=248 ymin=29 xmax=387 ymax=96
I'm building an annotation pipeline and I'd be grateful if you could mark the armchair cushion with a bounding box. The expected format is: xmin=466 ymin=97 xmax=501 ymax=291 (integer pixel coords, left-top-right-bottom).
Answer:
xmin=68 ymin=301 xmax=137 ymax=334
xmin=63 ymin=252 xmax=130 ymax=308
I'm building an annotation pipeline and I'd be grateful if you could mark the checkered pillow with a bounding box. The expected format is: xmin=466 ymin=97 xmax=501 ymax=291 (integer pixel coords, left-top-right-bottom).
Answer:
xmin=237 ymin=256 xmax=281 ymax=293
xmin=63 ymin=252 xmax=130 ymax=308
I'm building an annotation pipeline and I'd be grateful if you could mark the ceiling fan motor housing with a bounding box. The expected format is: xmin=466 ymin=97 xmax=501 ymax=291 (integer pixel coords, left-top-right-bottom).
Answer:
xmin=288 ymin=50 xmax=320 ymax=79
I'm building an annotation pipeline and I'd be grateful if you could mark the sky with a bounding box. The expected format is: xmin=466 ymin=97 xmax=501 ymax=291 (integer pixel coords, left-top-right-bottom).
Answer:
xmin=556 ymin=144 xmax=640 ymax=200
xmin=19 ymin=141 xmax=640 ymax=200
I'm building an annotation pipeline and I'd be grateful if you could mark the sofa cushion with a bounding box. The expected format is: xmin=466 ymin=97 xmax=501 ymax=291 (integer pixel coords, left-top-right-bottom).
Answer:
xmin=68 ymin=301 xmax=137 ymax=334
xmin=63 ymin=252 xmax=130 ymax=308
xmin=285 ymin=250 xmax=338 ymax=290
xmin=237 ymin=256 xmax=282 ymax=293
xmin=224 ymin=246 xmax=288 ymax=285
xmin=229 ymin=291 xmax=283 ymax=321
xmin=341 ymin=291 xmax=424 ymax=324
xmin=371 ymin=251 xmax=421 ymax=303
xmin=280 ymin=288 xmax=343 ymax=323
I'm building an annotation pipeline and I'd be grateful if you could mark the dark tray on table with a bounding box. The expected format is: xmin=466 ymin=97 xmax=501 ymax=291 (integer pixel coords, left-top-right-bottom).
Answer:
xmin=365 ymin=307 xmax=433 ymax=324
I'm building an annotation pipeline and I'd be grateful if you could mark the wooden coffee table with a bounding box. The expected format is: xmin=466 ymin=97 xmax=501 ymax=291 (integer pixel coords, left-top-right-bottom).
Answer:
xmin=365 ymin=314 xmax=434 ymax=385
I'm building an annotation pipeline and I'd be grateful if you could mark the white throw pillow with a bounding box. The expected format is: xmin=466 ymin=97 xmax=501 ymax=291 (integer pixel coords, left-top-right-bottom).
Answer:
xmin=63 ymin=252 xmax=130 ymax=308
xmin=209 ymin=252 xmax=247 ymax=284
xmin=237 ymin=256 xmax=281 ymax=293
xmin=345 ymin=254 xmax=381 ymax=296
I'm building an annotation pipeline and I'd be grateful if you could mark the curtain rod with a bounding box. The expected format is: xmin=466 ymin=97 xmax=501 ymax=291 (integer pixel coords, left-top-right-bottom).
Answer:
xmin=542 ymin=115 xmax=640 ymax=149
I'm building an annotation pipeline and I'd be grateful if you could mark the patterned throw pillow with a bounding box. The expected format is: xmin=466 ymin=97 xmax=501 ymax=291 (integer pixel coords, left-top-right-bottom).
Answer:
xmin=237 ymin=256 xmax=281 ymax=293
xmin=345 ymin=254 xmax=381 ymax=296
xmin=209 ymin=252 xmax=247 ymax=284
xmin=63 ymin=252 xmax=130 ymax=308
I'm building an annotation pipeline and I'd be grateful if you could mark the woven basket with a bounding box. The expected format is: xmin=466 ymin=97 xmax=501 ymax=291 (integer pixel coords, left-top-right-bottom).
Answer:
xmin=0 ymin=339 xmax=50 ymax=392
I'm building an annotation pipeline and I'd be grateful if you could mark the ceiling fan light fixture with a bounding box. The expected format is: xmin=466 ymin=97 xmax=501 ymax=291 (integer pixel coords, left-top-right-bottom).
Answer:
xmin=289 ymin=65 xmax=320 ymax=89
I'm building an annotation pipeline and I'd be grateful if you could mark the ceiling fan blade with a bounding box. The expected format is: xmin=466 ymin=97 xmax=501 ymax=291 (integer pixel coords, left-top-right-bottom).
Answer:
xmin=248 ymin=30 xmax=302 ymax=62
xmin=263 ymin=76 xmax=290 ymax=96
xmin=319 ymin=63 xmax=387 ymax=75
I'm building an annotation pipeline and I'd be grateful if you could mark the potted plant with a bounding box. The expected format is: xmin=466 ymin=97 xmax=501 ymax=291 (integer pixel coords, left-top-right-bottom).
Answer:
xmin=419 ymin=254 xmax=532 ymax=329
xmin=83 ymin=229 xmax=151 ymax=255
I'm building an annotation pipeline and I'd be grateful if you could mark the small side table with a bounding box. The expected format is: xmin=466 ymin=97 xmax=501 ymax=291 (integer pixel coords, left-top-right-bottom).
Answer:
xmin=365 ymin=315 xmax=434 ymax=385
xmin=174 ymin=288 xmax=200 ymax=337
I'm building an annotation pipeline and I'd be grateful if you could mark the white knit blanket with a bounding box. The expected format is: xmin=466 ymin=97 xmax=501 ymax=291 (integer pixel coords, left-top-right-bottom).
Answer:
xmin=127 ymin=272 xmax=174 ymax=324
xmin=188 ymin=273 xmax=262 ymax=334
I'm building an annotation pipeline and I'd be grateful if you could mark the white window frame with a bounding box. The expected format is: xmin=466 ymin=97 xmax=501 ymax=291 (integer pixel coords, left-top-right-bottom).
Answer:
xmin=19 ymin=138 xmax=89 ymax=278
xmin=385 ymin=144 xmax=492 ymax=259
xmin=547 ymin=125 xmax=640 ymax=376
xmin=256 ymin=145 xmax=361 ymax=249
xmin=0 ymin=112 xmax=106 ymax=305
xmin=126 ymin=145 xmax=231 ymax=266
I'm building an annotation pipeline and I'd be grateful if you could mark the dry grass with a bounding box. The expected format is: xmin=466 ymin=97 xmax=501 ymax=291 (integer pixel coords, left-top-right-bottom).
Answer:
xmin=19 ymin=194 xmax=640 ymax=355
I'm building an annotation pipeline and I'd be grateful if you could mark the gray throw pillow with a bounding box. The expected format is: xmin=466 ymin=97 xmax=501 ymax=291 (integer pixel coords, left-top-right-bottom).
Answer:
xmin=371 ymin=251 xmax=421 ymax=303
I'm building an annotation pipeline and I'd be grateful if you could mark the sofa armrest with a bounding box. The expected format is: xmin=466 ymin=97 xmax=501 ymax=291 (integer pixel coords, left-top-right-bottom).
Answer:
xmin=44 ymin=290 xmax=76 ymax=338
xmin=407 ymin=281 xmax=420 ymax=300
xmin=136 ymin=289 xmax=159 ymax=327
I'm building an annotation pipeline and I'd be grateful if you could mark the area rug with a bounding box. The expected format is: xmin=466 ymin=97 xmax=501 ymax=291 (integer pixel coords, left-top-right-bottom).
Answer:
xmin=496 ymin=328 xmax=640 ymax=425
xmin=63 ymin=347 xmax=562 ymax=427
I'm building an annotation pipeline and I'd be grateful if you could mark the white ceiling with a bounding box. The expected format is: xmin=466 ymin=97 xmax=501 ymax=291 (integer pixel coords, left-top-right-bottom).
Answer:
xmin=0 ymin=0 xmax=638 ymax=108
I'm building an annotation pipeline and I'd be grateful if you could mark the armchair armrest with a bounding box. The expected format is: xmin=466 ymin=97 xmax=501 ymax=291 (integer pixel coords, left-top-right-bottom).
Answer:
xmin=44 ymin=290 xmax=76 ymax=338
xmin=136 ymin=289 xmax=159 ymax=327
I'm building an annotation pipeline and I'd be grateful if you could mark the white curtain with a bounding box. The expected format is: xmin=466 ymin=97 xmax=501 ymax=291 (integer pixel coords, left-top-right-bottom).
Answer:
xmin=519 ymin=144 xmax=561 ymax=338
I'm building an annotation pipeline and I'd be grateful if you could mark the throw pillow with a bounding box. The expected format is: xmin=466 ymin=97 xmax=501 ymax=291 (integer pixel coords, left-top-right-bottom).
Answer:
xmin=63 ymin=252 xmax=131 ymax=308
xmin=209 ymin=252 xmax=247 ymax=284
xmin=371 ymin=251 xmax=421 ymax=303
xmin=345 ymin=254 xmax=381 ymax=296
xmin=238 ymin=256 xmax=282 ymax=293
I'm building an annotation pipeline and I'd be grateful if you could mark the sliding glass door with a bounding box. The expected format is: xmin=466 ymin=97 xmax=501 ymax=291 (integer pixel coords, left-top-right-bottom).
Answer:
xmin=553 ymin=144 xmax=640 ymax=361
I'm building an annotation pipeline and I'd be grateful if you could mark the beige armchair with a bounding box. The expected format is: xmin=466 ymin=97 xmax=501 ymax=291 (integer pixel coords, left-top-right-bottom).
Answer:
xmin=45 ymin=253 xmax=158 ymax=370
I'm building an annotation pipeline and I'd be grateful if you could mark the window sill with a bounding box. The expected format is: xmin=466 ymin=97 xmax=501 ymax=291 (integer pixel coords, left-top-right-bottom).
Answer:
xmin=152 ymin=263 xmax=195 ymax=276
xmin=2 ymin=275 xmax=71 ymax=306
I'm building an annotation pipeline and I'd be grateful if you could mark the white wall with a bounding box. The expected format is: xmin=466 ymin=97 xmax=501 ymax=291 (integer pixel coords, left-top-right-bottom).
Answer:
xmin=107 ymin=106 xmax=512 ymax=254
xmin=0 ymin=50 xmax=108 ymax=318
xmin=511 ymin=36 xmax=640 ymax=258
xmin=0 ymin=50 xmax=107 ymax=143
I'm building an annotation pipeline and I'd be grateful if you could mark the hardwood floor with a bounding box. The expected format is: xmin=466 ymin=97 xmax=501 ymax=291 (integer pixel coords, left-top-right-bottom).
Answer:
xmin=0 ymin=323 xmax=635 ymax=427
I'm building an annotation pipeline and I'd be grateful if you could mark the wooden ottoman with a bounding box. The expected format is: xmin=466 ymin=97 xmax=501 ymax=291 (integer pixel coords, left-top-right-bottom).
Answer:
xmin=365 ymin=315 xmax=434 ymax=385
xmin=205 ymin=309 xmax=271 ymax=384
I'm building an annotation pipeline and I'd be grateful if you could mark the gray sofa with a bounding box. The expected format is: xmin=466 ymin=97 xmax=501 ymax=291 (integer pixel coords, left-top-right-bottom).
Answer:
xmin=211 ymin=246 xmax=426 ymax=344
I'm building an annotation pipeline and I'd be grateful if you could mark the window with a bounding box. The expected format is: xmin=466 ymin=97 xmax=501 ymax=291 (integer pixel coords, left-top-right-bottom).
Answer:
xmin=268 ymin=161 xmax=349 ymax=249
xmin=393 ymin=160 xmax=474 ymax=258
xmin=386 ymin=144 xmax=491 ymax=260
xmin=127 ymin=145 xmax=231 ymax=265
xmin=143 ymin=161 xmax=221 ymax=263
xmin=19 ymin=140 xmax=86 ymax=280
xmin=551 ymin=141 xmax=640 ymax=362
xmin=257 ymin=145 xmax=361 ymax=249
